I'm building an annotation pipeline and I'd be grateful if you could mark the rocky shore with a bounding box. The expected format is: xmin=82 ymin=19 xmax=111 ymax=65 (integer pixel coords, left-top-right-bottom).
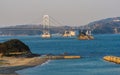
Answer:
xmin=0 ymin=57 xmax=48 ymax=75
xmin=0 ymin=39 xmax=81 ymax=75
xmin=0 ymin=39 xmax=49 ymax=75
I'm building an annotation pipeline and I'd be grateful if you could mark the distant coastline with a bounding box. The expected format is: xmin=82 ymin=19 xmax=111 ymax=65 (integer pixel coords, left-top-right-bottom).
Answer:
xmin=0 ymin=17 xmax=120 ymax=36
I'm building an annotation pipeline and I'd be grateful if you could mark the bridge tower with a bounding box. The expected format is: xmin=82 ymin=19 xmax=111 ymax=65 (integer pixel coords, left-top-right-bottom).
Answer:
xmin=42 ymin=15 xmax=50 ymax=30
xmin=41 ymin=15 xmax=51 ymax=38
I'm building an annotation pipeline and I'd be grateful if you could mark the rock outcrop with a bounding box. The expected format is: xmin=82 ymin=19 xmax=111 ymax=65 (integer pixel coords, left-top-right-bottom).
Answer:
xmin=77 ymin=33 xmax=94 ymax=40
xmin=0 ymin=39 xmax=32 ymax=57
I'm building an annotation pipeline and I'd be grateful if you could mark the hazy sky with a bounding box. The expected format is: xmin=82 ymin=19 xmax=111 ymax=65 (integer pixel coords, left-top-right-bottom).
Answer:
xmin=0 ymin=0 xmax=120 ymax=27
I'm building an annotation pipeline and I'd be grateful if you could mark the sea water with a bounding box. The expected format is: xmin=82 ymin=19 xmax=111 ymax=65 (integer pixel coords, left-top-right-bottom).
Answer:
xmin=1 ymin=34 xmax=120 ymax=75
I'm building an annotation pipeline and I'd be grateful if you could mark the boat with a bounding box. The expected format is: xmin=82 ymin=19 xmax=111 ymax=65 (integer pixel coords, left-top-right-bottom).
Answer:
xmin=63 ymin=30 xmax=76 ymax=37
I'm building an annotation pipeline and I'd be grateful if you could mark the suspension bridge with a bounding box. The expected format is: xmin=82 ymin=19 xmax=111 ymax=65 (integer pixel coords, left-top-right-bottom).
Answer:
xmin=0 ymin=15 xmax=64 ymax=31
xmin=0 ymin=15 xmax=77 ymax=36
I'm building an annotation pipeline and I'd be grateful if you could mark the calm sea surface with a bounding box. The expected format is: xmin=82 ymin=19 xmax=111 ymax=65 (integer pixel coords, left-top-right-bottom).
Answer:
xmin=1 ymin=34 xmax=120 ymax=75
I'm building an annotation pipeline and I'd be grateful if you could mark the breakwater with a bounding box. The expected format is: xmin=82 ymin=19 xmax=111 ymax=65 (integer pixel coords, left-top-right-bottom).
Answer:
xmin=43 ymin=55 xmax=81 ymax=59
xmin=103 ymin=56 xmax=120 ymax=64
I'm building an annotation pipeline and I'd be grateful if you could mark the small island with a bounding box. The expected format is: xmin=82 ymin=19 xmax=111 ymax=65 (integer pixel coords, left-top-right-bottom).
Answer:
xmin=77 ymin=30 xmax=94 ymax=40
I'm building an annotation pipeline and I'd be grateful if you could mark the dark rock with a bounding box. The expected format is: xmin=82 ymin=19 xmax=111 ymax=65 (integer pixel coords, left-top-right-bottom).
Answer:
xmin=0 ymin=39 xmax=32 ymax=56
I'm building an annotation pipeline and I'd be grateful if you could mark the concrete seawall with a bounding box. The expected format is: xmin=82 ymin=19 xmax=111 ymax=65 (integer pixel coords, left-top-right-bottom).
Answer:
xmin=44 ymin=55 xmax=81 ymax=59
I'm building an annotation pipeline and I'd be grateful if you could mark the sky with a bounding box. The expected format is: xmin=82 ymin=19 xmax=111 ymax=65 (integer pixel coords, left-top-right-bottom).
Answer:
xmin=0 ymin=0 xmax=120 ymax=27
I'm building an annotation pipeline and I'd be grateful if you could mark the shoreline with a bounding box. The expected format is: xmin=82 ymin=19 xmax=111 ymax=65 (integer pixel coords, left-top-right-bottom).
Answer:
xmin=0 ymin=57 xmax=48 ymax=75
xmin=0 ymin=55 xmax=80 ymax=75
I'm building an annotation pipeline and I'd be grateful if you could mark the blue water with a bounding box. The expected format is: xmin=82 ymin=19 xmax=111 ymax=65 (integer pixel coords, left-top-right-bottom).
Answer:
xmin=1 ymin=34 xmax=120 ymax=75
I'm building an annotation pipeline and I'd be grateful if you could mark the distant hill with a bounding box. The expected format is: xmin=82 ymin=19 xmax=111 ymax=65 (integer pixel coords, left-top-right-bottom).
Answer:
xmin=0 ymin=24 xmax=74 ymax=35
xmin=86 ymin=17 xmax=120 ymax=34
xmin=1 ymin=17 xmax=120 ymax=35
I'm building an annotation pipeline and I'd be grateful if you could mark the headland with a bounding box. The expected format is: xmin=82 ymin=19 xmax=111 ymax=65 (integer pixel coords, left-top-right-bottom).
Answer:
xmin=0 ymin=39 xmax=81 ymax=75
